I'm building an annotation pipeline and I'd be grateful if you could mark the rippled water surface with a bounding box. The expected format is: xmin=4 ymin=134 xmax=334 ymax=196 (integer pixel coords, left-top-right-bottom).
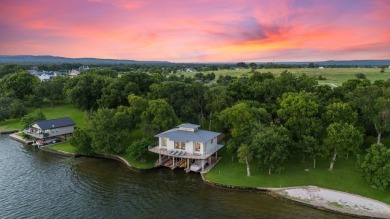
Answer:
xmin=0 ymin=135 xmax=351 ymax=218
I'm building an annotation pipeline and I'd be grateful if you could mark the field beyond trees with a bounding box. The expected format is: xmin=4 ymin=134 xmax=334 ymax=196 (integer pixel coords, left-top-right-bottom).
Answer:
xmin=178 ymin=67 xmax=390 ymax=85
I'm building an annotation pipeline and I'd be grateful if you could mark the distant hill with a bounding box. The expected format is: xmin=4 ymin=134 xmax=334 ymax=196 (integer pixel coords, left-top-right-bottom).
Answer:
xmin=0 ymin=55 xmax=389 ymax=66
xmin=0 ymin=55 xmax=170 ymax=65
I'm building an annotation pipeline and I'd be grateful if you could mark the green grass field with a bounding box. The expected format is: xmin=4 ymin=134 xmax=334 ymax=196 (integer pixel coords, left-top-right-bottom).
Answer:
xmin=49 ymin=142 xmax=77 ymax=153
xmin=0 ymin=104 xmax=86 ymax=131
xmin=121 ymin=152 xmax=158 ymax=169
xmin=177 ymin=68 xmax=390 ymax=85
xmin=204 ymin=147 xmax=390 ymax=204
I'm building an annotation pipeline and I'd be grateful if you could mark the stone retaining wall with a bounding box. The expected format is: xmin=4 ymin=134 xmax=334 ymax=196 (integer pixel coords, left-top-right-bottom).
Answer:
xmin=38 ymin=145 xmax=158 ymax=172
xmin=0 ymin=130 xmax=19 ymax=134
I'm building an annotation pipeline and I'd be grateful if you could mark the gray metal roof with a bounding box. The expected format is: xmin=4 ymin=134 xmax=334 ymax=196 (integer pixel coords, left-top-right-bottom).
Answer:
xmin=178 ymin=123 xmax=200 ymax=129
xmin=35 ymin=117 xmax=75 ymax=130
xmin=155 ymin=127 xmax=220 ymax=143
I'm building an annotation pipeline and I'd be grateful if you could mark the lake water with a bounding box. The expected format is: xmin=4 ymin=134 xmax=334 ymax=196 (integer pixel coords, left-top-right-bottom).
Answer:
xmin=0 ymin=135 xmax=351 ymax=218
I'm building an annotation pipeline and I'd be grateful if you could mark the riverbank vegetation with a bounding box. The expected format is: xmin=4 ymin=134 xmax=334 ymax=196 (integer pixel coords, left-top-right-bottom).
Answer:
xmin=1 ymin=63 xmax=390 ymax=197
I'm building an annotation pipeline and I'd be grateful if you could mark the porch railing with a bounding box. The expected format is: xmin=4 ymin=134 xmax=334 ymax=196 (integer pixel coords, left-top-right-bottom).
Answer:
xmin=148 ymin=144 xmax=223 ymax=160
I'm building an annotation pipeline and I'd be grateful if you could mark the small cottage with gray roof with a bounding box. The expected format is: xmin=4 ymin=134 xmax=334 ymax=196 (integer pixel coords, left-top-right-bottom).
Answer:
xmin=149 ymin=123 xmax=224 ymax=172
xmin=25 ymin=117 xmax=75 ymax=139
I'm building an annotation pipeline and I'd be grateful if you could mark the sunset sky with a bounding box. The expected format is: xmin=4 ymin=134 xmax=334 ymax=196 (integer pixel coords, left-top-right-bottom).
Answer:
xmin=0 ymin=0 xmax=389 ymax=62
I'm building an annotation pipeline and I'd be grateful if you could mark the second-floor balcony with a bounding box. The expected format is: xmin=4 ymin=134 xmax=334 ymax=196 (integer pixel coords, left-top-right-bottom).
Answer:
xmin=148 ymin=143 xmax=224 ymax=160
xmin=24 ymin=130 xmax=50 ymax=139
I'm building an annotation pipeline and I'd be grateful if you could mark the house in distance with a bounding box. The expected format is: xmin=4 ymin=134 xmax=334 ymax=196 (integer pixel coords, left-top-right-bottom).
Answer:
xmin=149 ymin=123 xmax=224 ymax=173
xmin=24 ymin=117 xmax=76 ymax=143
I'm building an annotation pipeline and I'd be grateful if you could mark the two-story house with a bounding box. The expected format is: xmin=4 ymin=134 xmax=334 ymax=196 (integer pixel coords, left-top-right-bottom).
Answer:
xmin=148 ymin=123 xmax=224 ymax=172
xmin=25 ymin=117 xmax=75 ymax=140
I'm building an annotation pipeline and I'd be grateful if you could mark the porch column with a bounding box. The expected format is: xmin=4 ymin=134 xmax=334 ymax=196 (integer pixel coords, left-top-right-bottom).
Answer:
xmin=173 ymin=157 xmax=175 ymax=167
xmin=209 ymin=156 xmax=211 ymax=164
xmin=201 ymin=159 xmax=205 ymax=172
xmin=159 ymin=153 xmax=161 ymax=165
xmin=215 ymin=151 xmax=218 ymax=158
xmin=187 ymin=158 xmax=189 ymax=169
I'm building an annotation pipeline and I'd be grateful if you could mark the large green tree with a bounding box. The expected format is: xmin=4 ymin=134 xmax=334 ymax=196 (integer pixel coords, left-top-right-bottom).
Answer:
xmin=20 ymin=110 xmax=46 ymax=129
xmin=141 ymin=99 xmax=179 ymax=137
xmin=277 ymin=91 xmax=322 ymax=164
xmin=252 ymin=125 xmax=290 ymax=175
xmin=126 ymin=138 xmax=152 ymax=161
xmin=324 ymin=102 xmax=357 ymax=125
xmin=237 ymin=144 xmax=253 ymax=176
xmin=65 ymin=74 xmax=111 ymax=111
xmin=219 ymin=102 xmax=270 ymax=161
xmin=0 ymin=71 xmax=40 ymax=100
xmin=38 ymin=76 xmax=69 ymax=107
xmin=88 ymin=108 xmax=134 ymax=154
xmin=70 ymin=128 xmax=93 ymax=155
xmin=359 ymin=144 xmax=390 ymax=190
xmin=349 ymin=86 xmax=390 ymax=144
xmin=325 ymin=123 xmax=363 ymax=171
xmin=204 ymin=85 xmax=232 ymax=130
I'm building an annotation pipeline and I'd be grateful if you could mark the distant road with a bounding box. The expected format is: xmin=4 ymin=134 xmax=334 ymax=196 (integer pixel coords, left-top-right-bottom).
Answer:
xmin=319 ymin=83 xmax=338 ymax=88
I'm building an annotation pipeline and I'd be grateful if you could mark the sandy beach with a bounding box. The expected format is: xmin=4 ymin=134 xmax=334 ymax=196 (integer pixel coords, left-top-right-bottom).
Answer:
xmin=277 ymin=186 xmax=390 ymax=218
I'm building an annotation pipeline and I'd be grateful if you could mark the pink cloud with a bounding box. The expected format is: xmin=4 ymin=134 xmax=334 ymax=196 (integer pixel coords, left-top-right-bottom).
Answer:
xmin=0 ymin=0 xmax=389 ymax=62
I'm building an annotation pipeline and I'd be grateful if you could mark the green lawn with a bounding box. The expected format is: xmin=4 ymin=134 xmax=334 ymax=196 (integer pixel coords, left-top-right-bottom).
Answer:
xmin=49 ymin=142 xmax=77 ymax=153
xmin=0 ymin=118 xmax=20 ymax=131
xmin=120 ymin=152 xmax=158 ymax=169
xmin=177 ymin=68 xmax=390 ymax=85
xmin=204 ymin=147 xmax=390 ymax=204
xmin=0 ymin=104 xmax=85 ymax=131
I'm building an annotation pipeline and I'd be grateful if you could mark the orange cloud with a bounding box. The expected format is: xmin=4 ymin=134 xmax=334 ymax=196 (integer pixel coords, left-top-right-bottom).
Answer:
xmin=0 ymin=0 xmax=389 ymax=62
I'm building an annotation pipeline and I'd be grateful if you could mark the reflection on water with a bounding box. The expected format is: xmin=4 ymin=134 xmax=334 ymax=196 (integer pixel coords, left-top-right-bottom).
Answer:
xmin=0 ymin=135 xmax=351 ymax=218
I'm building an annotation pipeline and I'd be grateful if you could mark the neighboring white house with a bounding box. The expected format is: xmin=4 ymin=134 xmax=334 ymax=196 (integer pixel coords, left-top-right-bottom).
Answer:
xmin=78 ymin=66 xmax=90 ymax=71
xmin=24 ymin=117 xmax=76 ymax=140
xmin=148 ymin=123 xmax=223 ymax=172
xmin=37 ymin=73 xmax=52 ymax=81
xmin=69 ymin=69 xmax=80 ymax=78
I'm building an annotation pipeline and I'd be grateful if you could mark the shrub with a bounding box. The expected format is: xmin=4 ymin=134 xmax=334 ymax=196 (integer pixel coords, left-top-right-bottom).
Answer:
xmin=126 ymin=138 xmax=151 ymax=161
xmin=359 ymin=144 xmax=390 ymax=190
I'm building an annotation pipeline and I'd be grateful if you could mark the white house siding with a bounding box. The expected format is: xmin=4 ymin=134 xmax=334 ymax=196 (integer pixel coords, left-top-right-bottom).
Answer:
xmin=47 ymin=126 xmax=74 ymax=137
xmin=205 ymin=137 xmax=218 ymax=154
xmin=159 ymin=137 xmax=219 ymax=156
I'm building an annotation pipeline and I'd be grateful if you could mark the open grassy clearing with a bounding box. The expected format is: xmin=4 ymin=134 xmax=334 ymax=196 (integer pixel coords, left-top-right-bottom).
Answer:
xmin=177 ymin=68 xmax=390 ymax=85
xmin=0 ymin=104 xmax=85 ymax=131
xmin=49 ymin=142 xmax=77 ymax=153
xmin=120 ymin=152 xmax=158 ymax=169
xmin=204 ymin=146 xmax=390 ymax=205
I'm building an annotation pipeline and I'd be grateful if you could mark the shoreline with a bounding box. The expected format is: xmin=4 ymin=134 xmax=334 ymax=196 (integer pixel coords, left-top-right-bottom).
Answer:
xmin=39 ymin=144 xmax=159 ymax=172
xmin=5 ymin=133 xmax=390 ymax=218
xmin=201 ymin=174 xmax=390 ymax=219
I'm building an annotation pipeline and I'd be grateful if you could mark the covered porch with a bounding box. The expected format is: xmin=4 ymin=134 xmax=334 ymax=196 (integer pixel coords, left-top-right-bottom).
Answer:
xmin=149 ymin=143 xmax=223 ymax=173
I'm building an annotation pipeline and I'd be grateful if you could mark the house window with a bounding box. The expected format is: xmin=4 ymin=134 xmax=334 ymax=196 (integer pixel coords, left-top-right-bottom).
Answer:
xmin=204 ymin=143 xmax=207 ymax=152
xmin=195 ymin=142 xmax=201 ymax=152
xmin=161 ymin=138 xmax=167 ymax=147
xmin=211 ymin=138 xmax=214 ymax=144
xmin=174 ymin=141 xmax=185 ymax=150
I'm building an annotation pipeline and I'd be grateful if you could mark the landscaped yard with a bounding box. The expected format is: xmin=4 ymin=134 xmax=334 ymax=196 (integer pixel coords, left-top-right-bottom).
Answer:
xmin=0 ymin=104 xmax=85 ymax=131
xmin=49 ymin=142 xmax=77 ymax=153
xmin=204 ymin=147 xmax=390 ymax=205
xmin=121 ymin=152 xmax=158 ymax=169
